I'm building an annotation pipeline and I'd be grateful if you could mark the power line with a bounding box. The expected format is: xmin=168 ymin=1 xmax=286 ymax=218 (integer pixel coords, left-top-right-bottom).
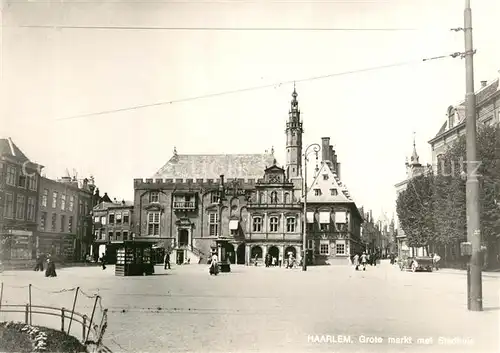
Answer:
xmin=56 ymin=52 xmax=456 ymax=122
xmin=14 ymin=25 xmax=419 ymax=31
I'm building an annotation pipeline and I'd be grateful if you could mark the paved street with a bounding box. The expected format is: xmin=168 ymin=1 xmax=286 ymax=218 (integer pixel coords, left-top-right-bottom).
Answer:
xmin=1 ymin=261 xmax=499 ymax=353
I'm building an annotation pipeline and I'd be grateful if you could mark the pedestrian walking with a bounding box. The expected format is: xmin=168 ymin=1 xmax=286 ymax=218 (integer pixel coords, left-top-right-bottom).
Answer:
xmin=100 ymin=253 xmax=107 ymax=270
xmin=360 ymin=252 xmax=368 ymax=271
xmin=353 ymin=253 xmax=360 ymax=270
xmin=209 ymin=252 xmax=219 ymax=275
xmin=45 ymin=257 xmax=57 ymax=277
xmin=164 ymin=252 xmax=171 ymax=270
xmin=433 ymin=253 xmax=441 ymax=271
xmin=34 ymin=254 xmax=44 ymax=272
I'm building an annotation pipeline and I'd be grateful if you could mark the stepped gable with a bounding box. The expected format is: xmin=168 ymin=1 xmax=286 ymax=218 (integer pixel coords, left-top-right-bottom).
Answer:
xmin=153 ymin=153 xmax=276 ymax=180
xmin=305 ymin=162 xmax=353 ymax=203
xmin=0 ymin=137 xmax=31 ymax=163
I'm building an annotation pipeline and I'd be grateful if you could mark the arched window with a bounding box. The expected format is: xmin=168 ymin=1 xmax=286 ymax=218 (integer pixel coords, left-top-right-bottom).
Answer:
xmin=448 ymin=106 xmax=455 ymax=129
xmin=271 ymin=191 xmax=278 ymax=204
xmin=284 ymin=193 xmax=290 ymax=204
xmin=259 ymin=192 xmax=265 ymax=204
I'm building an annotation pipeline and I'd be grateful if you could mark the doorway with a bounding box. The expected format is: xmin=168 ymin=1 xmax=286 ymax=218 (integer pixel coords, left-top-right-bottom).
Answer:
xmin=268 ymin=246 xmax=279 ymax=260
xmin=284 ymin=246 xmax=296 ymax=258
xmin=178 ymin=229 xmax=189 ymax=247
xmin=236 ymin=243 xmax=246 ymax=264
xmin=223 ymin=243 xmax=235 ymax=264
xmin=176 ymin=249 xmax=184 ymax=265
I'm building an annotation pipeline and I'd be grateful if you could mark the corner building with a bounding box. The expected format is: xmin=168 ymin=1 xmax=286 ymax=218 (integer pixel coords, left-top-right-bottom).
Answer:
xmin=133 ymin=89 xmax=362 ymax=265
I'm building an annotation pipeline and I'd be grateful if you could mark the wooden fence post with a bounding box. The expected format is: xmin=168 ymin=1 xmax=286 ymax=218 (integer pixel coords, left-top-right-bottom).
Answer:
xmin=82 ymin=315 xmax=87 ymax=342
xmin=28 ymin=284 xmax=32 ymax=325
xmin=24 ymin=304 xmax=29 ymax=324
xmin=61 ymin=307 xmax=65 ymax=332
xmin=67 ymin=287 xmax=79 ymax=335
xmin=85 ymin=296 xmax=99 ymax=343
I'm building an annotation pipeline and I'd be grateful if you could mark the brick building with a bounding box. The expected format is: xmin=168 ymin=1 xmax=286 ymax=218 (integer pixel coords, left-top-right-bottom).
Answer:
xmin=304 ymin=137 xmax=363 ymax=265
xmin=92 ymin=197 xmax=134 ymax=263
xmin=37 ymin=176 xmax=95 ymax=260
xmin=0 ymin=138 xmax=42 ymax=262
xmin=133 ymin=89 xmax=363 ymax=265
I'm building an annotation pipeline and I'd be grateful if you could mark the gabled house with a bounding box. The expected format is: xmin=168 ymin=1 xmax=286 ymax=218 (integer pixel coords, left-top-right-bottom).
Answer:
xmin=304 ymin=138 xmax=363 ymax=265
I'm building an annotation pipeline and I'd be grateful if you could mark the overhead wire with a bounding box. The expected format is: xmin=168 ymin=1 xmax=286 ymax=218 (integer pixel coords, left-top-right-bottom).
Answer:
xmin=55 ymin=52 xmax=460 ymax=122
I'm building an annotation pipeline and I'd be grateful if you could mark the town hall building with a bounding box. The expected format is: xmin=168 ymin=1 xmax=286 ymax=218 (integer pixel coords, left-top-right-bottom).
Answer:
xmin=133 ymin=89 xmax=362 ymax=265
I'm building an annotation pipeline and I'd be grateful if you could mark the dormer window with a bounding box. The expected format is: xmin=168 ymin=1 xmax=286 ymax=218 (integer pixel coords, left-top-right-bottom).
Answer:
xmin=448 ymin=107 xmax=455 ymax=129
xmin=314 ymin=189 xmax=321 ymax=196
xmin=330 ymin=189 xmax=338 ymax=196
xmin=323 ymin=174 xmax=329 ymax=180
xmin=150 ymin=192 xmax=159 ymax=203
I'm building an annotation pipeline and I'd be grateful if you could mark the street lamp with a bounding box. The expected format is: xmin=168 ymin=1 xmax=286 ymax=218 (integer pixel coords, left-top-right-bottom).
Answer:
xmin=302 ymin=143 xmax=320 ymax=271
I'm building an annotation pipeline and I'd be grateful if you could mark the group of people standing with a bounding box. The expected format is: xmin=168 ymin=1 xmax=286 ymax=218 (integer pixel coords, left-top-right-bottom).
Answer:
xmin=33 ymin=254 xmax=57 ymax=277
xmin=351 ymin=252 xmax=379 ymax=271
xmin=260 ymin=253 xmax=297 ymax=269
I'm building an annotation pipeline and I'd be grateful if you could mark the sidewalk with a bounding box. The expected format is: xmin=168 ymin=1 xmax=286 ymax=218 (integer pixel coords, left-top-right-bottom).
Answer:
xmin=1 ymin=261 xmax=100 ymax=271
xmin=436 ymin=267 xmax=500 ymax=278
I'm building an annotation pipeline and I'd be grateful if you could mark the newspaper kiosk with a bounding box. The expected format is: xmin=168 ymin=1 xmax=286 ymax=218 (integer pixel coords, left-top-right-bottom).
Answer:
xmin=115 ymin=240 xmax=155 ymax=276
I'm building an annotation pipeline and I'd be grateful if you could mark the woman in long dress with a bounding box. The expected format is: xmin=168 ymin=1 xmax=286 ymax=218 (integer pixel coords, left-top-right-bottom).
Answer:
xmin=45 ymin=258 xmax=57 ymax=277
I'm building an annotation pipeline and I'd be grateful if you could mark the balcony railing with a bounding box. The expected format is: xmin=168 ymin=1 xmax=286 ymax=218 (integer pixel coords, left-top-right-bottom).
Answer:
xmin=246 ymin=202 xmax=301 ymax=209
xmin=173 ymin=201 xmax=196 ymax=210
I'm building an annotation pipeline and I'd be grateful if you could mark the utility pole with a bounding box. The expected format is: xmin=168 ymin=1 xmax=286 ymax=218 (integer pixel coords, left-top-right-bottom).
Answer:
xmin=464 ymin=0 xmax=482 ymax=311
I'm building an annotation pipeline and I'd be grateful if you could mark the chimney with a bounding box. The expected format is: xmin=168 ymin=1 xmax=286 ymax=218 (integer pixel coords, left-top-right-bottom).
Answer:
xmin=321 ymin=137 xmax=330 ymax=161
xmin=329 ymin=146 xmax=334 ymax=164
xmin=337 ymin=163 xmax=341 ymax=179
xmin=481 ymin=80 xmax=487 ymax=88
xmin=122 ymin=200 xmax=125 ymax=205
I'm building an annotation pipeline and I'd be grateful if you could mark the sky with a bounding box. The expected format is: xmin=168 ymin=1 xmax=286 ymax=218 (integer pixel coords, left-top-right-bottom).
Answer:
xmin=1 ymin=0 xmax=499 ymax=222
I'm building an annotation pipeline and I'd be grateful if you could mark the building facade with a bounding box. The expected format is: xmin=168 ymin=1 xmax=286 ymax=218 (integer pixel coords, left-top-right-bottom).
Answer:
xmin=133 ymin=89 xmax=363 ymax=265
xmin=0 ymin=138 xmax=42 ymax=262
xmin=92 ymin=198 xmax=134 ymax=263
xmin=37 ymin=176 xmax=94 ymax=260
xmin=428 ymin=78 xmax=500 ymax=169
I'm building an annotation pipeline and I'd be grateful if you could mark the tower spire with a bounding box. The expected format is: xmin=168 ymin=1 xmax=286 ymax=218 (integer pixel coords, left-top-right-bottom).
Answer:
xmin=410 ymin=132 xmax=419 ymax=164
xmin=285 ymin=86 xmax=303 ymax=179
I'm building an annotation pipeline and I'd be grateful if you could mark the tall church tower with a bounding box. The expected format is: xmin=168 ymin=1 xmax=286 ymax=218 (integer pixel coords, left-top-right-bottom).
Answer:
xmin=285 ymin=86 xmax=303 ymax=180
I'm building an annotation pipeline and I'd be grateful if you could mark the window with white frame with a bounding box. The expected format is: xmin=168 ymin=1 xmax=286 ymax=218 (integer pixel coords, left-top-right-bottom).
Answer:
xmin=284 ymin=193 xmax=290 ymax=204
xmin=123 ymin=212 xmax=129 ymax=224
xmin=40 ymin=212 xmax=47 ymax=230
xmin=150 ymin=192 xmax=159 ymax=203
xmin=18 ymin=173 xmax=26 ymax=188
xmin=100 ymin=216 xmax=107 ymax=225
xmin=28 ymin=175 xmax=37 ymax=191
xmin=269 ymin=216 xmax=279 ymax=232
xmin=4 ymin=192 xmax=14 ymax=218
xmin=109 ymin=213 xmax=115 ymax=224
xmin=52 ymin=191 xmax=58 ymax=208
xmin=69 ymin=196 xmax=74 ymax=212
xmin=211 ymin=192 xmax=220 ymax=204
xmin=307 ymin=239 xmax=313 ymax=249
xmin=27 ymin=197 xmax=36 ymax=221
xmin=61 ymin=194 xmax=66 ymax=211
xmin=116 ymin=213 xmax=122 ymax=224
xmin=286 ymin=217 xmax=296 ymax=232
xmin=336 ymin=240 xmax=346 ymax=255
xmin=209 ymin=212 xmax=218 ymax=236
xmin=320 ymin=240 xmax=329 ymax=255
xmin=123 ymin=231 xmax=129 ymax=240
xmin=6 ymin=166 xmax=16 ymax=186
xmin=147 ymin=212 xmax=160 ymax=235
xmin=16 ymin=195 xmax=25 ymax=220
xmin=108 ymin=231 xmax=114 ymax=241
xmin=42 ymin=189 xmax=48 ymax=207
xmin=115 ymin=231 xmax=121 ymax=241
xmin=252 ymin=216 xmax=262 ymax=232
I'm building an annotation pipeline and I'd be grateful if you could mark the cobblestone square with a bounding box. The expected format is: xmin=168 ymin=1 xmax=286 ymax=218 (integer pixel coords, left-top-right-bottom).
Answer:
xmin=1 ymin=261 xmax=499 ymax=353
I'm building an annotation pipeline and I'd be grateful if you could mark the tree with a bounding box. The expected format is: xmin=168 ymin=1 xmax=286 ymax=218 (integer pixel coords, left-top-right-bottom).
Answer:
xmin=396 ymin=173 xmax=435 ymax=249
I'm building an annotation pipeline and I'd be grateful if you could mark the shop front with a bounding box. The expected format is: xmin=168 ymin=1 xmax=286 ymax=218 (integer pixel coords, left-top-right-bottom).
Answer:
xmin=1 ymin=229 xmax=34 ymax=261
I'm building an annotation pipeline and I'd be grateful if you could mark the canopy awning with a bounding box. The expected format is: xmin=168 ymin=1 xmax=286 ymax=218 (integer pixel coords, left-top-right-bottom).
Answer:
xmin=335 ymin=211 xmax=347 ymax=223
xmin=319 ymin=212 xmax=330 ymax=224
xmin=306 ymin=212 xmax=315 ymax=223
xmin=229 ymin=220 xmax=239 ymax=230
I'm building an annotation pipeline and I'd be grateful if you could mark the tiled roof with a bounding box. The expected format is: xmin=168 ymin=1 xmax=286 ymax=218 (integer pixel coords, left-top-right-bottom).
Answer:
xmin=0 ymin=137 xmax=31 ymax=163
xmin=153 ymin=153 xmax=277 ymax=180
